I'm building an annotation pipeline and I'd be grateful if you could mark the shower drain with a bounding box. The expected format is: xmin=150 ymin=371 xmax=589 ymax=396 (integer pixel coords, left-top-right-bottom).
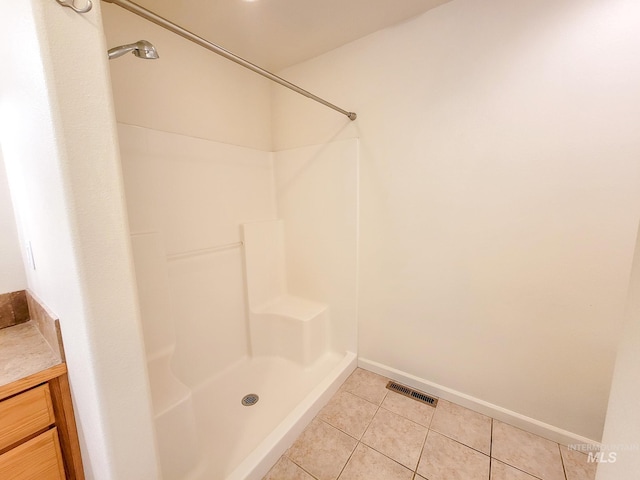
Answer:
xmin=241 ymin=394 xmax=259 ymax=406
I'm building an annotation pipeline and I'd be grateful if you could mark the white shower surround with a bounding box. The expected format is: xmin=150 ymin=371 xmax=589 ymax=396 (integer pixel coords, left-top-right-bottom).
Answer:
xmin=119 ymin=123 xmax=358 ymax=478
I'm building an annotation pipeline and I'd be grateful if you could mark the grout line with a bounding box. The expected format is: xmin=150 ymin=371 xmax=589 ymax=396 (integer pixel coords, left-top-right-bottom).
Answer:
xmin=335 ymin=441 xmax=358 ymax=479
xmin=558 ymin=443 xmax=569 ymax=480
xmin=378 ymin=403 xmax=431 ymax=431
xmin=488 ymin=418 xmax=494 ymax=480
xmin=288 ymin=456 xmax=320 ymax=480
xmin=426 ymin=403 xmax=436 ymax=429
xmin=490 ymin=417 xmax=494 ymax=458
xmin=358 ymin=440 xmax=422 ymax=476
xmin=415 ymin=426 xmax=429 ymax=475
xmin=492 ymin=458 xmax=545 ymax=480
xmin=489 ymin=417 xmax=493 ymax=480
xmin=359 ymin=393 xmax=384 ymax=440
xmin=274 ymin=445 xmax=309 ymax=477
xmin=428 ymin=428 xmax=491 ymax=457
xmin=341 ymin=388 xmax=388 ymax=406
xmin=317 ymin=417 xmax=360 ymax=441
xmin=500 ymin=459 xmax=557 ymax=480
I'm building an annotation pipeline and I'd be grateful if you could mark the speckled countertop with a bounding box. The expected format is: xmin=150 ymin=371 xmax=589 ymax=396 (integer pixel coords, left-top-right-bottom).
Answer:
xmin=0 ymin=321 xmax=62 ymax=387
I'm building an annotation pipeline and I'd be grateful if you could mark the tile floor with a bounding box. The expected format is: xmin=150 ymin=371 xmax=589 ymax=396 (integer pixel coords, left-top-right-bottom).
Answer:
xmin=263 ymin=368 xmax=598 ymax=480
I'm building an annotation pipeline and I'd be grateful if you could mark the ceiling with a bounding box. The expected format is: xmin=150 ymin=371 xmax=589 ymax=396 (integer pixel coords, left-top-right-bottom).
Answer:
xmin=131 ymin=0 xmax=453 ymax=71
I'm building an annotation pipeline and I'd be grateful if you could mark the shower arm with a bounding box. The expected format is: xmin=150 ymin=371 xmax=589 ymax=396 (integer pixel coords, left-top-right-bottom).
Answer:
xmin=101 ymin=0 xmax=357 ymax=121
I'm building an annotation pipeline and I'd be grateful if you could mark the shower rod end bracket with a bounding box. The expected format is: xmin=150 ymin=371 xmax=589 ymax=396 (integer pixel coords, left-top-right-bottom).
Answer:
xmin=348 ymin=112 xmax=357 ymax=121
xmin=56 ymin=0 xmax=93 ymax=14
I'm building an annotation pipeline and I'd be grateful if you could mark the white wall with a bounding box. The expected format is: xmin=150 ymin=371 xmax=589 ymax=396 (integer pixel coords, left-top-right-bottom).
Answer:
xmin=273 ymin=0 xmax=640 ymax=441
xmin=0 ymin=1 xmax=159 ymax=478
xmin=0 ymin=151 xmax=26 ymax=293
xmin=101 ymin=4 xmax=272 ymax=151
xmin=597 ymin=223 xmax=640 ymax=478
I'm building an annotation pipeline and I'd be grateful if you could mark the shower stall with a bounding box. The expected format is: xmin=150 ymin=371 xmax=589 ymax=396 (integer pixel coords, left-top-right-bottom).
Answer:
xmin=103 ymin=2 xmax=359 ymax=478
xmin=121 ymin=131 xmax=358 ymax=479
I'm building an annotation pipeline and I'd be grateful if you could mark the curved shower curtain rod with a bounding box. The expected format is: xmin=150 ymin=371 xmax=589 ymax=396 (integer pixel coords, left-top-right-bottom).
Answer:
xmin=102 ymin=0 xmax=357 ymax=121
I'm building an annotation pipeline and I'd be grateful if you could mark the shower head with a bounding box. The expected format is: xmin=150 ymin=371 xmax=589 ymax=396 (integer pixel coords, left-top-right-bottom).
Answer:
xmin=108 ymin=40 xmax=159 ymax=60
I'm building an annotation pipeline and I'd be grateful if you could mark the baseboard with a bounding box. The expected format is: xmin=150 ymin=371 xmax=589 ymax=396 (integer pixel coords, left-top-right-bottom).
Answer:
xmin=358 ymin=357 xmax=600 ymax=449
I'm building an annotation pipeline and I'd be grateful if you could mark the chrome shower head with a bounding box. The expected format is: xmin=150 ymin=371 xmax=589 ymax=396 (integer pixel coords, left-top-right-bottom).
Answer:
xmin=108 ymin=40 xmax=159 ymax=60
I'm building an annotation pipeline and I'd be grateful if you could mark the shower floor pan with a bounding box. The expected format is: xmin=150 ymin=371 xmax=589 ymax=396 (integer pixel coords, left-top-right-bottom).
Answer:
xmin=181 ymin=351 xmax=356 ymax=480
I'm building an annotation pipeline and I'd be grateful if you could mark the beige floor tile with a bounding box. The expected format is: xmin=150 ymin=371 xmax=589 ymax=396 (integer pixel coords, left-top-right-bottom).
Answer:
xmin=560 ymin=445 xmax=597 ymax=480
xmin=263 ymin=456 xmax=315 ymax=480
xmin=381 ymin=391 xmax=435 ymax=427
xmin=286 ymin=419 xmax=358 ymax=480
xmin=429 ymin=399 xmax=492 ymax=454
xmin=490 ymin=459 xmax=541 ymax=480
xmin=361 ymin=407 xmax=427 ymax=469
xmin=337 ymin=443 xmax=413 ymax=480
xmin=340 ymin=368 xmax=389 ymax=405
xmin=492 ymin=421 xmax=565 ymax=480
xmin=318 ymin=390 xmax=379 ymax=439
xmin=417 ymin=430 xmax=490 ymax=480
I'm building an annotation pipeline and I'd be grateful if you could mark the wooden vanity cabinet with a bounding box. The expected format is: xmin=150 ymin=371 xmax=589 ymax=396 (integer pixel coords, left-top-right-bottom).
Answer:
xmin=0 ymin=365 xmax=84 ymax=480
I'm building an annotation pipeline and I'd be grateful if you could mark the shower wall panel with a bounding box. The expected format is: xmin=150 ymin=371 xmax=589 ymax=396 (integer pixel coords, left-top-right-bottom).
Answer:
xmin=167 ymin=248 xmax=250 ymax=387
xmin=274 ymin=139 xmax=359 ymax=355
xmin=118 ymin=123 xmax=276 ymax=387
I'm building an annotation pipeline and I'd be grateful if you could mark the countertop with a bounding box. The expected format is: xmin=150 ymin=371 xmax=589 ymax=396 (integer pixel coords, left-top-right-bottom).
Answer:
xmin=0 ymin=320 xmax=63 ymax=388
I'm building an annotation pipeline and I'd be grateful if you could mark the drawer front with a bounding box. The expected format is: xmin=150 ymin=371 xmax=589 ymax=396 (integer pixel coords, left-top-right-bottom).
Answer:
xmin=0 ymin=384 xmax=55 ymax=451
xmin=0 ymin=427 xmax=66 ymax=480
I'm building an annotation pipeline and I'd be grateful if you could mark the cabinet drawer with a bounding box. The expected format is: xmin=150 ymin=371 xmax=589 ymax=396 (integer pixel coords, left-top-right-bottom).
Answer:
xmin=0 ymin=384 xmax=55 ymax=451
xmin=0 ymin=427 xmax=65 ymax=479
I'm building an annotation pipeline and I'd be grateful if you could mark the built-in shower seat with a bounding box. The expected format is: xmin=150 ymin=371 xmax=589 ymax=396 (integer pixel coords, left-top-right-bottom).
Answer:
xmin=242 ymin=220 xmax=329 ymax=366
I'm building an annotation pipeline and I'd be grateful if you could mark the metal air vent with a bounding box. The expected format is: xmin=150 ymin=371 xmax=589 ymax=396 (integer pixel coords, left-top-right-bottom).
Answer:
xmin=386 ymin=381 xmax=438 ymax=407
